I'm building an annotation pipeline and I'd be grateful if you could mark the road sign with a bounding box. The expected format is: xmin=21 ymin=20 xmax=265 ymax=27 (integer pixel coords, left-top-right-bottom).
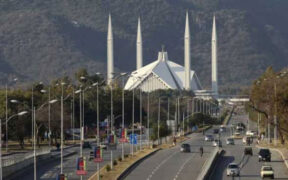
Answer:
xmin=76 ymin=157 xmax=87 ymax=175
xmin=129 ymin=134 xmax=137 ymax=144
xmin=93 ymin=147 xmax=103 ymax=163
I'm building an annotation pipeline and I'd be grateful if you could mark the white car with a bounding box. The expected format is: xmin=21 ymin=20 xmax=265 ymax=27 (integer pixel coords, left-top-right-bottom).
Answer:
xmin=226 ymin=138 xmax=235 ymax=145
xmin=261 ymin=165 xmax=274 ymax=179
xmin=246 ymin=130 xmax=257 ymax=136
xmin=227 ymin=163 xmax=240 ymax=176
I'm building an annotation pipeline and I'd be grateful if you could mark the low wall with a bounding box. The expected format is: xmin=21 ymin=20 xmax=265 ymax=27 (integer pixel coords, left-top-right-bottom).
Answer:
xmin=3 ymin=152 xmax=52 ymax=179
xmin=196 ymin=147 xmax=223 ymax=180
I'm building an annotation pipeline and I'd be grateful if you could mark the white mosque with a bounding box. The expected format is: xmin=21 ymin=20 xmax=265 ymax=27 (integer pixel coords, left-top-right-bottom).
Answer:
xmin=106 ymin=12 xmax=219 ymax=99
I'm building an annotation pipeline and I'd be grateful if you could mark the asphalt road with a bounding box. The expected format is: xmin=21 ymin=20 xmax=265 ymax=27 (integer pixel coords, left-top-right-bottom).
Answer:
xmin=125 ymin=129 xmax=217 ymax=180
xmin=209 ymin=112 xmax=288 ymax=180
xmin=10 ymin=136 xmax=146 ymax=180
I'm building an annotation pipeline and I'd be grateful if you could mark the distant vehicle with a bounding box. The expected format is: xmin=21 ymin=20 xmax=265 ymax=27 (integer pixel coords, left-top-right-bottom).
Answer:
xmin=246 ymin=130 xmax=257 ymax=136
xmin=89 ymin=151 xmax=94 ymax=161
xmin=213 ymin=129 xmax=219 ymax=134
xmin=243 ymin=136 xmax=253 ymax=145
xmin=99 ymin=143 xmax=107 ymax=150
xmin=236 ymin=126 xmax=244 ymax=131
xmin=237 ymin=122 xmax=246 ymax=129
xmin=205 ymin=135 xmax=214 ymax=141
xmin=226 ymin=138 xmax=235 ymax=145
xmin=244 ymin=147 xmax=253 ymax=155
xmin=261 ymin=165 xmax=274 ymax=179
xmin=220 ymin=125 xmax=226 ymax=128
xmin=226 ymin=163 xmax=240 ymax=176
xmin=83 ymin=141 xmax=92 ymax=149
xmin=259 ymin=149 xmax=271 ymax=162
xmin=212 ymin=140 xmax=222 ymax=147
xmin=220 ymin=127 xmax=226 ymax=132
xmin=180 ymin=144 xmax=191 ymax=152
xmin=234 ymin=132 xmax=241 ymax=137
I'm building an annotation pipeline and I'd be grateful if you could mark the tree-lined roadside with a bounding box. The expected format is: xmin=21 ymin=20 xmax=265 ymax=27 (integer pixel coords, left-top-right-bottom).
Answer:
xmin=248 ymin=66 xmax=288 ymax=144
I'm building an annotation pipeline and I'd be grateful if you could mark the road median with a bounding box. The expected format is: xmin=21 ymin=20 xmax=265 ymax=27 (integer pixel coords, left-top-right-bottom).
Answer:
xmin=196 ymin=147 xmax=224 ymax=180
xmin=88 ymin=147 xmax=160 ymax=180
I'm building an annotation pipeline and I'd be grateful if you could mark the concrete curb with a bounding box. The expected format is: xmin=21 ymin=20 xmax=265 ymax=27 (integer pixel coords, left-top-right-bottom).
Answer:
xmin=116 ymin=149 xmax=161 ymax=180
xmin=197 ymin=148 xmax=224 ymax=180
xmin=256 ymin=145 xmax=288 ymax=170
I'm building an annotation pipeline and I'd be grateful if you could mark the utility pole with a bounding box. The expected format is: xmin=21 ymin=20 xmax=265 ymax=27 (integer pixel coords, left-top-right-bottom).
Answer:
xmin=132 ymin=89 xmax=135 ymax=155
xmin=140 ymin=89 xmax=142 ymax=151
xmin=158 ymin=98 xmax=160 ymax=145
xmin=274 ymin=82 xmax=278 ymax=145
xmin=33 ymin=107 xmax=36 ymax=180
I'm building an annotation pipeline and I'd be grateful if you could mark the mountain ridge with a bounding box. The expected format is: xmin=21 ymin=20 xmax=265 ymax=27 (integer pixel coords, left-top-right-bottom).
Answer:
xmin=0 ymin=0 xmax=287 ymax=93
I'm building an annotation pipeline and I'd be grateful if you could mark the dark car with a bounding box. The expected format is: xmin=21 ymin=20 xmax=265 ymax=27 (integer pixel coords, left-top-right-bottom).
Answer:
xmin=83 ymin=141 xmax=92 ymax=149
xmin=259 ymin=149 xmax=271 ymax=162
xmin=213 ymin=129 xmax=219 ymax=134
xmin=180 ymin=144 xmax=191 ymax=152
xmin=244 ymin=147 xmax=253 ymax=155
xmin=89 ymin=151 xmax=94 ymax=161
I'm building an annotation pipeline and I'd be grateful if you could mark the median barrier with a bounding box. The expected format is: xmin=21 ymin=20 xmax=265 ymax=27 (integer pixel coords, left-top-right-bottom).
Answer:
xmin=196 ymin=147 xmax=224 ymax=180
xmin=4 ymin=150 xmax=76 ymax=180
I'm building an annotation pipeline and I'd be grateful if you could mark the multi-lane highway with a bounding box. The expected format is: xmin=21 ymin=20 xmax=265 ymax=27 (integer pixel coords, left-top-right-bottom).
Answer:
xmin=9 ymin=138 xmax=145 ymax=180
xmin=209 ymin=113 xmax=288 ymax=180
xmin=8 ymin=109 xmax=288 ymax=180
xmin=125 ymin=109 xmax=288 ymax=180
xmin=125 ymin=129 xmax=217 ymax=180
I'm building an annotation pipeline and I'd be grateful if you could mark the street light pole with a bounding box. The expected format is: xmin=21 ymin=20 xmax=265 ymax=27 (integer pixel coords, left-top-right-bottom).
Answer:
xmin=96 ymin=82 xmax=100 ymax=180
xmin=139 ymin=89 xmax=142 ymax=151
xmin=31 ymin=86 xmax=34 ymax=149
xmin=72 ymin=88 xmax=75 ymax=144
xmin=60 ymin=83 xmax=64 ymax=174
xmin=132 ymin=88 xmax=135 ymax=155
xmin=5 ymin=85 xmax=7 ymax=152
xmin=48 ymin=86 xmax=51 ymax=148
xmin=274 ymin=82 xmax=278 ymax=145
xmin=158 ymin=98 xmax=160 ymax=145
xmin=0 ymin=119 xmax=2 ymax=180
xmin=122 ymin=78 xmax=125 ymax=159
xmin=33 ymin=107 xmax=36 ymax=180
xmin=147 ymin=92 xmax=150 ymax=148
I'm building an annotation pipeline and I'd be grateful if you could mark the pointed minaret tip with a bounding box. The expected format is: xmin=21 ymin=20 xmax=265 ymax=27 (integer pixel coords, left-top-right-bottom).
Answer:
xmin=136 ymin=16 xmax=143 ymax=69
xmin=108 ymin=14 xmax=113 ymax=40
xmin=137 ymin=17 xmax=142 ymax=42
xmin=185 ymin=11 xmax=190 ymax=38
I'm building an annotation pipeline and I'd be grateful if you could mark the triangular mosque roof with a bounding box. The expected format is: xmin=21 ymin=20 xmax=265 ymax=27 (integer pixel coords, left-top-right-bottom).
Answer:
xmin=124 ymin=51 xmax=202 ymax=91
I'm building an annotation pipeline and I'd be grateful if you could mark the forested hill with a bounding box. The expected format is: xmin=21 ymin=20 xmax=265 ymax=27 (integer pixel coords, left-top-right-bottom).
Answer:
xmin=0 ymin=0 xmax=288 ymax=93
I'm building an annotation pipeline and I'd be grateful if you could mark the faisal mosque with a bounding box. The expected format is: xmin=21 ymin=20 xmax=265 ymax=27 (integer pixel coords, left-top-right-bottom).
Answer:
xmin=106 ymin=12 xmax=219 ymax=99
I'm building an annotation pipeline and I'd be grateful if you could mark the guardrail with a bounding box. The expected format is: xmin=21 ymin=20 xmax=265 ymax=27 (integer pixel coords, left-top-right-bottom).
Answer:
xmin=196 ymin=147 xmax=220 ymax=180
xmin=2 ymin=148 xmax=50 ymax=167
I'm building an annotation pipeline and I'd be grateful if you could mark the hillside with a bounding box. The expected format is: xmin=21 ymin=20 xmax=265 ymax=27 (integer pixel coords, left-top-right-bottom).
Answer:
xmin=0 ymin=0 xmax=287 ymax=93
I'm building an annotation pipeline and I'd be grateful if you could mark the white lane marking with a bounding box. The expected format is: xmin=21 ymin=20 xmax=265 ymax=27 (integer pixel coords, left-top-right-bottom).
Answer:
xmin=173 ymin=154 xmax=195 ymax=180
xmin=146 ymin=151 xmax=178 ymax=180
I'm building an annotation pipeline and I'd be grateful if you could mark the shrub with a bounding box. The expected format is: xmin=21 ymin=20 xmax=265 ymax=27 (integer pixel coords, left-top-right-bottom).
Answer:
xmin=124 ymin=154 xmax=129 ymax=158
xmin=106 ymin=164 xmax=111 ymax=172
xmin=118 ymin=156 xmax=122 ymax=162
xmin=113 ymin=159 xmax=118 ymax=166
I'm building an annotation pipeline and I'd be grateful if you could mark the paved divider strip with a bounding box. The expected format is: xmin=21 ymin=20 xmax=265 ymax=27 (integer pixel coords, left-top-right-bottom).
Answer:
xmin=196 ymin=147 xmax=223 ymax=180
xmin=116 ymin=149 xmax=161 ymax=180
